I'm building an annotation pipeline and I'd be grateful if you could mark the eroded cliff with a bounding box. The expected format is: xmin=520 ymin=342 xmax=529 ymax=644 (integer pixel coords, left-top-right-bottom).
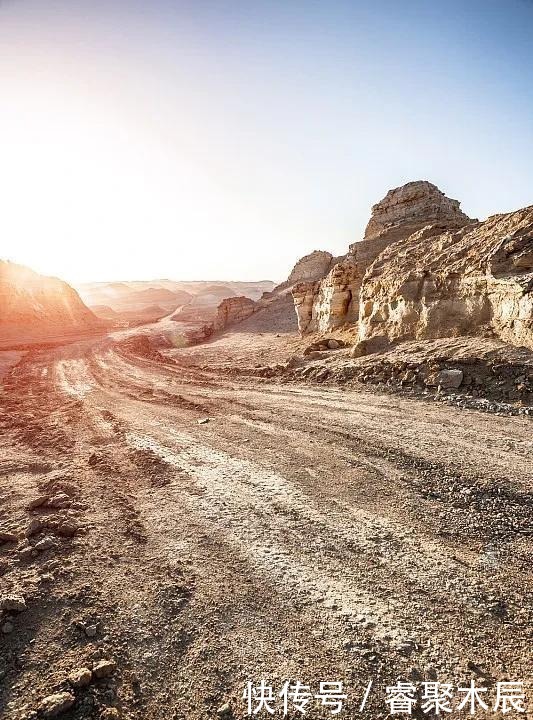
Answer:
xmin=358 ymin=206 xmax=533 ymax=351
xmin=293 ymin=181 xmax=472 ymax=334
xmin=214 ymin=296 xmax=257 ymax=331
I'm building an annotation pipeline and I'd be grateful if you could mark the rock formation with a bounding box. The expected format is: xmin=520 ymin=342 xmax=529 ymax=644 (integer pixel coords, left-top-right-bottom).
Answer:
xmin=293 ymin=181 xmax=473 ymax=334
xmin=293 ymin=259 xmax=359 ymax=333
xmin=287 ymin=251 xmax=334 ymax=285
xmin=0 ymin=261 xmax=105 ymax=346
xmin=358 ymin=205 xmax=533 ymax=351
xmin=214 ymin=296 xmax=257 ymax=331
xmin=220 ymin=252 xmax=335 ymax=335
xmin=360 ymin=180 xmax=471 ymax=248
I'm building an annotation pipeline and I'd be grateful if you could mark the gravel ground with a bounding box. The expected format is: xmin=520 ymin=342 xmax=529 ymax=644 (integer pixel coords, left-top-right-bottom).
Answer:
xmin=0 ymin=336 xmax=531 ymax=719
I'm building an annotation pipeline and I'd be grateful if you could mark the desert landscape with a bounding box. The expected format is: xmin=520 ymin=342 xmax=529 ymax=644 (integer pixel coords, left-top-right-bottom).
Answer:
xmin=1 ymin=0 xmax=532 ymax=717
xmin=1 ymin=180 xmax=532 ymax=719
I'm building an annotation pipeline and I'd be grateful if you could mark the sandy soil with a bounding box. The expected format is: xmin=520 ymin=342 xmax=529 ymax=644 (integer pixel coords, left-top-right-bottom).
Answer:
xmin=0 ymin=352 xmax=25 ymax=382
xmin=0 ymin=334 xmax=531 ymax=719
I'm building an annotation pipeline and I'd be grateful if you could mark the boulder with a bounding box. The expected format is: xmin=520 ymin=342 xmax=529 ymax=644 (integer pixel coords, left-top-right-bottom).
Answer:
xmin=0 ymin=595 xmax=27 ymax=612
xmin=68 ymin=667 xmax=93 ymax=688
xmin=351 ymin=336 xmax=390 ymax=358
xmin=93 ymin=659 xmax=117 ymax=679
xmin=293 ymin=259 xmax=360 ymax=333
xmin=26 ymin=518 xmax=43 ymax=537
xmin=437 ymin=369 xmax=464 ymax=389
xmin=39 ymin=692 xmax=75 ymax=718
xmin=27 ymin=495 xmax=50 ymax=510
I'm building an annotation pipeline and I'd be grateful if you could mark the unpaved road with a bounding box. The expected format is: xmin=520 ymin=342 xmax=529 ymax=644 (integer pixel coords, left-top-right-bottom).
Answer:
xmin=1 ymin=338 xmax=531 ymax=719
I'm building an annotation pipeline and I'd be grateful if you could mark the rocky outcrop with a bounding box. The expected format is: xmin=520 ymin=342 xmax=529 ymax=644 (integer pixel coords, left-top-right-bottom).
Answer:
xmin=293 ymin=181 xmax=473 ymax=334
xmin=287 ymin=251 xmax=333 ymax=285
xmin=0 ymin=261 xmax=105 ymax=346
xmin=359 ymin=180 xmax=472 ymax=248
xmin=214 ymin=296 xmax=257 ymax=331
xmin=242 ymin=251 xmax=335 ymax=334
xmin=293 ymin=259 xmax=360 ymax=333
xmin=358 ymin=206 xmax=533 ymax=351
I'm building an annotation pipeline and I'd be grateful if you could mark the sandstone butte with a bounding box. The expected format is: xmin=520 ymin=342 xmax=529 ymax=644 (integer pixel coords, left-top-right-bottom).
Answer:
xmin=290 ymin=180 xmax=533 ymax=354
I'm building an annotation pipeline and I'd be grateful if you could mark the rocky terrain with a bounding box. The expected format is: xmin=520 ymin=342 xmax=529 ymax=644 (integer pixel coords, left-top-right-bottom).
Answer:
xmin=288 ymin=182 xmax=533 ymax=405
xmin=1 ymin=180 xmax=532 ymax=720
xmin=292 ymin=181 xmax=475 ymax=335
xmin=213 ymin=256 xmax=337 ymax=334
xmin=1 ymin=329 xmax=531 ymax=720
xmin=0 ymin=262 xmax=106 ymax=349
xmin=169 ymin=274 xmax=302 ymax=346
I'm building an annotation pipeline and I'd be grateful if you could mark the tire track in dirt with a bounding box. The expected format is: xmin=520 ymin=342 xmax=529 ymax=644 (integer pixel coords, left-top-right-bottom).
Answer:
xmin=2 ymin=341 xmax=531 ymax=719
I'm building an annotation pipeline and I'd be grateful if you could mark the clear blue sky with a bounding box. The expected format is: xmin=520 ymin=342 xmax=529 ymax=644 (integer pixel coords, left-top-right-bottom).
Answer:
xmin=0 ymin=0 xmax=531 ymax=283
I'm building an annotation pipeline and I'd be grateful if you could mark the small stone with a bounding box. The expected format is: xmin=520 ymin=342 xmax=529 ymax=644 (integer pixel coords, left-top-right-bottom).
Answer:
xmin=400 ymin=370 xmax=417 ymax=383
xmin=56 ymin=521 xmax=79 ymax=537
xmin=93 ymin=659 xmax=117 ymax=679
xmin=351 ymin=340 xmax=367 ymax=358
xmin=100 ymin=709 xmax=120 ymax=720
xmin=407 ymin=666 xmax=423 ymax=681
xmin=27 ymin=495 xmax=50 ymax=510
xmin=397 ymin=640 xmax=416 ymax=656
xmin=2 ymin=621 xmax=14 ymax=634
xmin=286 ymin=354 xmax=303 ymax=369
xmin=47 ymin=494 xmax=71 ymax=509
xmin=68 ymin=667 xmax=92 ymax=688
xmin=85 ymin=624 xmax=98 ymax=638
xmin=197 ymin=418 xmax=209 ymax=425
xmin=35 ymin=537 xmax=56 ymax=552
xmin=26 ymin=519 xmax=43 ymax=537
xmin=217 ymin=703 xmax=232 ymax=717
xmin=0 ymin=530 xmax=18 ymax=543
xmin=0 ymin=595 xmax=27 ymax=612
xmin=327 ymin=339 xmax=340 ymax=349
xmin=39 ymin=692 xmax=75 ymax=718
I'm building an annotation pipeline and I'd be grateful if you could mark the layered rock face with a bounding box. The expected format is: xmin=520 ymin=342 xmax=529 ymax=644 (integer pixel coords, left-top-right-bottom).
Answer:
xmin=293 ymin=181 xmax=472 ymax=334
xmin=0 ymin=261 xmax=105 ymax=345
xmin=268 ymin=251 xmax=336 ymax=333
xmin=214 ymin=296 xmax=257 ymax=331
xmin=293 ymin=259 xmax=359 ymax=333
xmin=359 ymin=180 xmax=471 ymax=248
xmin=359 ymin=206 xmax=533 ymax=350
xmin=287 ymin=251 xmax=333 ymax=285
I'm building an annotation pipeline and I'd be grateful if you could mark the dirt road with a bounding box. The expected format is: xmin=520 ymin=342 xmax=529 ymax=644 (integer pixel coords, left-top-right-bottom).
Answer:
xmin=1 ymin=338 xmax=531 ymax=719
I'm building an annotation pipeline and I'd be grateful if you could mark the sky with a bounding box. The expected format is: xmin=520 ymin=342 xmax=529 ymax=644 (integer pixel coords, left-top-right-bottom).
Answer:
xmin=0 ymin=0 xmax=532 ymax=285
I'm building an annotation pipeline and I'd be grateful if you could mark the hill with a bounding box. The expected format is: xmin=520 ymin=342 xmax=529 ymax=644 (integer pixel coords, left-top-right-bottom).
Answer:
xmin=0 ymin=261 xmax=106 ymax=347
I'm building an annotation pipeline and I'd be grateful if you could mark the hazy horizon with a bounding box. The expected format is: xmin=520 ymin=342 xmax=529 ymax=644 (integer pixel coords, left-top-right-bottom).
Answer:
xmin=1 ymin=0 xmax=532 ymax=284
xmin=74 ymin=277 xmax=278 ymax=288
